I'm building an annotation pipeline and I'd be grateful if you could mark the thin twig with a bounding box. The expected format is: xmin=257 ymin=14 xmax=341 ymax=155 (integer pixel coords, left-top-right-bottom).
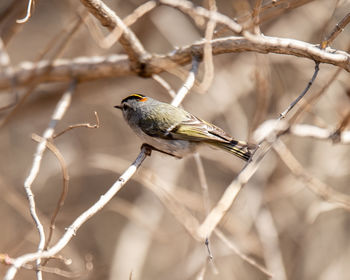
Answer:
xmin=321 ymin=12 xmax=350 ymax=49
xmin=214 ymin=229 xmax=273 ymax=278
xmin=83 ymin=1 xmax=157 ymax=49
xmin=16 ymin=0 xmax=34 ymax=23
xmin=289 ymin=67 xmax=342 ymax=124
xmin=79 ymin=0 xmax=148 ymax=69
xmin=30 ymin=134 xmax=70 ymax=253
xmin=198 ymin=0 xmax=216 ymax=92
xmin=194 ymin=153 xmax=212 ymax=259
xmin=0 ymin=17 xmax=83 ymax=127
xmin=273 ymin=139 xmax=350 ymax=210
xmin=53 ymin=111 xmax=100 ymax=139
xmin=152 ymin=74 xmax=176 ymax=98
xmin=255 ymin=208 xmax=287 ymax=280
xmin=171 ymin=55 xmax=200 ymax=107
xmin=20 ymin=81 xmax=76 ymax=280
xmin=330 ymin=110 xmax=350 ymax=143
xmin=279 ymin=61 xmax=320 ymax=119
xmin=159 ymin=0 xmax=242 ymax=34
xmin=1 ymin=254 xmax=87 ymax=278
xmin=3 ymin=146 xmax=150 ymax=280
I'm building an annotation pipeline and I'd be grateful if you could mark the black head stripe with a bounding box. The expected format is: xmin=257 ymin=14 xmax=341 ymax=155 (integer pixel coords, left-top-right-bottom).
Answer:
xmin=121 ymin=94 xmax=146 ymax=103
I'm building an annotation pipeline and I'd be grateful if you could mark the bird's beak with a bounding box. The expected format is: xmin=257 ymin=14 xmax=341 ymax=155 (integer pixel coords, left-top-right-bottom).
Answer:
xmin=114 ymin=105 xmax=122 ymax=110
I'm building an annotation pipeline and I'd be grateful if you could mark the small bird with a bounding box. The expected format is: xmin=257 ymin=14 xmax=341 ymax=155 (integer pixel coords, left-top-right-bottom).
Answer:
xmin=114 ymin=94 xmax=255 ymax=161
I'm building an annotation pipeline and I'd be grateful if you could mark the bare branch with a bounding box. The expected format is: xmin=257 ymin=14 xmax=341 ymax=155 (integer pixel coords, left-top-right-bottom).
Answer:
xmin=1 ymin=36 xmax=349 ymax=90
xmin=53 ymin=111 xmax=100 ymax=139
xmin=31 ymin=134 xmax=69 ymax=257
xmin=214 ymin=229 xmax=273 ymax=278
xmin=273 ymin=139 xmax=350 ymax=210
xmin=255 ymin=208 xmax=287 ymax=280
xmin=171 ymin=56 xmax=200 ymax=107
xmin=159 ymin=0 xmax=242 ymax=34
xmin=279 ymin=62 xmax=320 ymax=119
xmin=20 ymin=81 xmax=76 ymax=280
xmin=85 ymin=1 xmax=157 ymax=49
xmin=16 ymin=0 xmax=35 ymax=24
xmin=321 ymin=12 xmax=350 ymax=49
xmin=79 ymin=0 xmax=148 ymax=69
xmin=3 ymin=146 xmax=150 ymax=280
xmin=289 ymin=123 xmax=350 ymax=144
xmin=198 ymin=0 xmax=217 ymax=92
xmin=152 ymin=74 xmax=176 ymax=98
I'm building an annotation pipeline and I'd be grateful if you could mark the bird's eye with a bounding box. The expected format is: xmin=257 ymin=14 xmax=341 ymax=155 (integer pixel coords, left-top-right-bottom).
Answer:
xmin=122 ymin=103 xmax=130 ymax=110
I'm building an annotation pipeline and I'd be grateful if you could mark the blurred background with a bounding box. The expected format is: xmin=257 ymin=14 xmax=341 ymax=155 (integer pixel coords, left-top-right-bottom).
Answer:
xmin=1 ymin=0 xmax=350 ymax=279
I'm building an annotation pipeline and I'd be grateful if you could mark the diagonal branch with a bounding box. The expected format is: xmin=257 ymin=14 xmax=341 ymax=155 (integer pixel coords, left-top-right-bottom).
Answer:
xmin=79 ymin=0 xmax=148 ymax=70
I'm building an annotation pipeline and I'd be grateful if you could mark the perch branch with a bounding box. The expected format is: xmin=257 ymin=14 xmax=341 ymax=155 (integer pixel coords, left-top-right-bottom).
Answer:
xmin=3 ymin=146 xmax=150 ymax=280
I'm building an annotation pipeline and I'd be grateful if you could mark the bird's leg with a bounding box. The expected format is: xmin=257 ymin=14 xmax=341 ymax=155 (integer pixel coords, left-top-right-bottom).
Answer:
xmin=141 ymin=143 xmax=182 ymax=159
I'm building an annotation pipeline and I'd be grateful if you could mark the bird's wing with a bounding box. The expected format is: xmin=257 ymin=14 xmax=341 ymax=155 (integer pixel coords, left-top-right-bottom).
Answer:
xmin=169 ymin=114 xmax=234 ymax=143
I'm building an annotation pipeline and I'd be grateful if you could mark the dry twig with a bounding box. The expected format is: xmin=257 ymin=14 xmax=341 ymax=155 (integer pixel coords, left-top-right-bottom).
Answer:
xmin=31 ymin=134 xmax=70 ymax=252
xmin=16 ymin=0 xmax=35 ymax=24
xmin=79 ymin=0 xmax=148 ymax=70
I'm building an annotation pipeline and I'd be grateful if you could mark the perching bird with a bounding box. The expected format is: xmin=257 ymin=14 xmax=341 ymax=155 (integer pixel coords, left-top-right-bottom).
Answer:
xmin=115 ymin=94 xmax=255 ymax=161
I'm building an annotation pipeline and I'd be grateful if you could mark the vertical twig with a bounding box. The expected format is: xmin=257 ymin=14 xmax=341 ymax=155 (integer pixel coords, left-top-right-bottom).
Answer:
xmin=16 ymin=0 xmax=35 ymax=23
xmin=198 ymin=0 xmax=216 ymax=92
xmin=22 ymin=81 xmax=76 ymax=280
xmin=171 ymin=56 xmax=200 ymax=107
xmin=255 ymin=208 xmax=287 ymax=280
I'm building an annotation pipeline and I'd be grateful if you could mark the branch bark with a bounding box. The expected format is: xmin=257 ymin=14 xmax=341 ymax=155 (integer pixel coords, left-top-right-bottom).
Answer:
xmin=1 ymin=36 xmax=348 ymax=90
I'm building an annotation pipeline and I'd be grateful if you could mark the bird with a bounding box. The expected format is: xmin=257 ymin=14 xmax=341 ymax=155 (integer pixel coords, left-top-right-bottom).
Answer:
xmin=114 ymin=94 xmax=255 ymax=161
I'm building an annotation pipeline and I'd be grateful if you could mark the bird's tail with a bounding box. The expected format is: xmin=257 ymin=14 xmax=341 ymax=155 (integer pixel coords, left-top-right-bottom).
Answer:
xmin=209 ymin=140 xmax=256 ymax=161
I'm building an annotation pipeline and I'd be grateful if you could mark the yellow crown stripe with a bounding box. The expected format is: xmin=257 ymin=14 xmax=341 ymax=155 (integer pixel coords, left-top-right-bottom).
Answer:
xmin=129 ymin=94 xmax=148 ymax=102
xmin=130 ymin=94 xmax=144 ymax=99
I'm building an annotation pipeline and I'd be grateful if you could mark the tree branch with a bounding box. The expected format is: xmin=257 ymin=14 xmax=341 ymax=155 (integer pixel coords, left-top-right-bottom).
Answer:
xmin=1 ymin=36 xmax=348 ymax=90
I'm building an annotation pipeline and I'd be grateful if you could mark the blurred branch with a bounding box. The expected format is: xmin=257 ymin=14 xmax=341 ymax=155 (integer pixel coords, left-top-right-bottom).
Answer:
xmin=79 ymin=0 xmax=149 ymax=70
xmin=255 ymin=208 xmax=287 ymax=280
xmin=273 ymin=139 xmax=350 ymax=210
xmin=16 ymin=0 xmax=34 ymax=24
xmin=1 ymin=35 xmax=349 ymax=90
xmin=196 ymin=140 xmax=271 ymax=240
xmin=197 ymin=0 xmax=216 ymax=92
xmin=321 ymin=12 xmax=350 ymax=49
xmin=83 ymin=1 xmax=157 ymax=49
xmin=3 ymin=145 xmax=150 ymax=280
xmin=159 ymin=0 xmax=242 ymax=34
xmin=290 ymin=124 xmax=350 ymax=144
xmin=0 ymin=17 xmax=83 ymax=127
xmin=214 ymin=229 xmax=273 ymax=278
xmin=0 ymin=38 xmax=10 ymax=68
xmin=151 ymin=74 xmax=176 ymax=98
